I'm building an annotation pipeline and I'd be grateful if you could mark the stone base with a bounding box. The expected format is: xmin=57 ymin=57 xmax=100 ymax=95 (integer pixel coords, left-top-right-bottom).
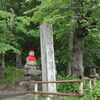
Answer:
xmin=18 ymin=76 xmax=42 ymax=91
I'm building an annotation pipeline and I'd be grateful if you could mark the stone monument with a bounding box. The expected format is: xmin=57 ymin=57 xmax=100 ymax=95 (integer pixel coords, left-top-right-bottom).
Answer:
xmin=40 ymin=23 xmax=56 ymax=93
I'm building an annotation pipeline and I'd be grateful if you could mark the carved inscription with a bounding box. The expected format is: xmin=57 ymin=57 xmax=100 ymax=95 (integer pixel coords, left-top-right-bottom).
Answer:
xmin=40 ymin=23 xmax=56 ymax=92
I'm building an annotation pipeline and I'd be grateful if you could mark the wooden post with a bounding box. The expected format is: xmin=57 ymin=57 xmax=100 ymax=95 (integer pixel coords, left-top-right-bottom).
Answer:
xmin=34 ymin=83 xmax=38 ymax=92
xmin=46 ymin=97 xmax=51 ymax=100
xmin=40 ymin=23 xmax=56 ymax=93
xmin=79 ymin=80 xmax=83 ymax=100
xmin=34 ymin=83 xmax=38 ymax=100
xmin=89 ymin=80 xmax=92 ymax=92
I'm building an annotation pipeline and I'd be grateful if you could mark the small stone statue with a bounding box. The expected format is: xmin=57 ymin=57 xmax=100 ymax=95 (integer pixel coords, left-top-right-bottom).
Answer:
xmin=17 ymin=50 xmax=42 ymax=91
xmin=24 ymin=50 xmax=41 ymax=77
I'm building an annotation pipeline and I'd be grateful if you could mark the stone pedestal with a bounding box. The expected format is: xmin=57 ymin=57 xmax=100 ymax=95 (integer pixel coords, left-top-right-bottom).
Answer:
xmin=17 ymin=64 xmax=42 ymax=91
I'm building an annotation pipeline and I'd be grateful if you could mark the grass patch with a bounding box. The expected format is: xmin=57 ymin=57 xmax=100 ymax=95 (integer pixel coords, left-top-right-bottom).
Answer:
xmin=31 ymin=91 xmax=96 ymax=100
xmin=0 ymin=66 xmax=24 ymax=84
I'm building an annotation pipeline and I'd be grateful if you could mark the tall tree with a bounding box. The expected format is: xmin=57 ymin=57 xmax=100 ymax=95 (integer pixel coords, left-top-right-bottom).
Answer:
xmin=25 ymin=0 xmax=100 ymax=77
xmin=0 ymin=10 xmax=20 ymax=76
xmin=0 ymin=0 xmax=41 ymax=68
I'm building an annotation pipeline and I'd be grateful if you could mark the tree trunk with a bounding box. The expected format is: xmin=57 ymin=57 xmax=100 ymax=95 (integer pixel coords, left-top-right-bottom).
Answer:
xmin=0 ymin=54 xmax=5 ymax=76
xmin=71 ymin=28 xmax=85 ymax=77
xmin=16 ymin=53 xmax=22 ymax=68
xmin=66 ymin=32 xmax=73 ymax=75
xmin=71 ymin=0 xmax=87 ymax=77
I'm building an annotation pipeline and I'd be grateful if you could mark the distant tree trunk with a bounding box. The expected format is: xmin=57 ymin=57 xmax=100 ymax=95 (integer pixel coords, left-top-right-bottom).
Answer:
xmin=0 ymin=54 xmax=5 ymax=76
xmin=6 ymin=8 xmax=14 ymax=40
xmin=71 ymin=27 xmax=86 ymax=77
xmin=0 ymin=8 xmax=15 ymax=76
xmin=99 ymin=68 xmax=100 ymax=76
xmin=66 ymin=16 xmax=75 ymax=75
xmin=66 ymin=32 xmax=73 ymax=75
xmin=16 ymin=53 xmax=22 ymax=68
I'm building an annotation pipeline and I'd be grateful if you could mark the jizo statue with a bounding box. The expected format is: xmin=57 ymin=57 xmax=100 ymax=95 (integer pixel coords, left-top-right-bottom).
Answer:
xmin=24 ymin=50 xmax=41 ymax=77
xmin=26 ymin=50 xmax=37 ymax=65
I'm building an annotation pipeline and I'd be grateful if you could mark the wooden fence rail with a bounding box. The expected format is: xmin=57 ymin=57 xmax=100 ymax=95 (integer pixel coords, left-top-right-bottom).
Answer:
xmin=30 ymin=76 xmax=96 ymax=100
xmin=82 ymin=77 xmax=96 ymax=92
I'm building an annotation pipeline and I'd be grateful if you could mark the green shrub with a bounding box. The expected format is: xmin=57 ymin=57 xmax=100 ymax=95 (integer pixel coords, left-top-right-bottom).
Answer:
xmin=91 ymin=81 xmax=100 ymax=100
xmin=96 ymin=76 xmax=100 ymax=81
xmin=83 ymin=80 xmax=89 ymax=89
xmin=57 ymin=72 xmax=78 ymax=93
xmin=0 ymin=66 xmax=24 ymax=84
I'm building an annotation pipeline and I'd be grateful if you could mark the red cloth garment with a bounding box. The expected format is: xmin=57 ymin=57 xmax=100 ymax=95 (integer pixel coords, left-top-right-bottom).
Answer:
xmin=27 ymin=56 xmax=37 ymax=61
xmin=29 ymin=50 xmax=34 ymax=53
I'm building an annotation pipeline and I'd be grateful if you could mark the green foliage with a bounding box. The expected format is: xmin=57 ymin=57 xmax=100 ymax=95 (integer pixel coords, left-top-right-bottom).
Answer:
xmin=0 ymin=10 xmax=20 ymax=54
xmin=84 ymin=91 xmax=95 ymax=100
xmin=25 ymin=0 xmax=100 ymax=69
xmin=0 ymin=43 xmax=20 ymax=54
xmin=57 ymin=72 xmax=78 ymax=93
xmin=92 ymin=82 xmax=100 ymax=100
xmin=83 ymin=80 xmax=89 ymax=89
xmin=15 ymin=16 xmax=39 ymax=37
xmin=84 ymin=30 xmax=100 ymax=67
xmin=0 ymin=10 xmax=11 ymax=33
xmin=0 ymin=66 xmax=24 ymax=84
xmin=0 ymin=10 xmax=11 ymax=19
xmin=0 ymin=0 xmax=100 ymax=76
xmin=0 ymin=2 xmax=40 ymax=65
xmin=96 ymin=76 xmax=100 ymax=81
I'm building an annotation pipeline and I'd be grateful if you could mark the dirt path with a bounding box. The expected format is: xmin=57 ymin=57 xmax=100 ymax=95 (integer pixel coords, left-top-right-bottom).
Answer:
xmin=0 ymin=90 xmax=34 ymax=100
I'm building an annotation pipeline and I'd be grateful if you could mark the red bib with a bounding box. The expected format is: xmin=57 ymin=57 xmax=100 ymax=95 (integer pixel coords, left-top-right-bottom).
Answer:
xmin=27 ymin=56 xmax=37 ymax=61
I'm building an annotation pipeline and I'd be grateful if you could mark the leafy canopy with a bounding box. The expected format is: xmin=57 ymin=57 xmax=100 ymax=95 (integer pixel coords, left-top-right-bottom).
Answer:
xmin=24 ymin=0 xmax=100 ymax=66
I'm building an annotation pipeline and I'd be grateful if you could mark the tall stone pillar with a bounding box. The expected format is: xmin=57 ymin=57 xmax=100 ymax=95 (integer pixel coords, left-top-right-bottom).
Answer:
xmin=40 ymin=23 xmax=56 ymax=92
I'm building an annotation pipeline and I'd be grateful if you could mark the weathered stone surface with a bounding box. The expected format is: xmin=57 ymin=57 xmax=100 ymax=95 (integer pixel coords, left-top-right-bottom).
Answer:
xmin=18 ymin=76 xmax=31 ymax=81
xmin=24 ymin=65 xmax=41 ymax=76
xmin=17 ymin=63 xmax=42 ymax=91
xmin=40 ymin=23 xmax=56 ymax=92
